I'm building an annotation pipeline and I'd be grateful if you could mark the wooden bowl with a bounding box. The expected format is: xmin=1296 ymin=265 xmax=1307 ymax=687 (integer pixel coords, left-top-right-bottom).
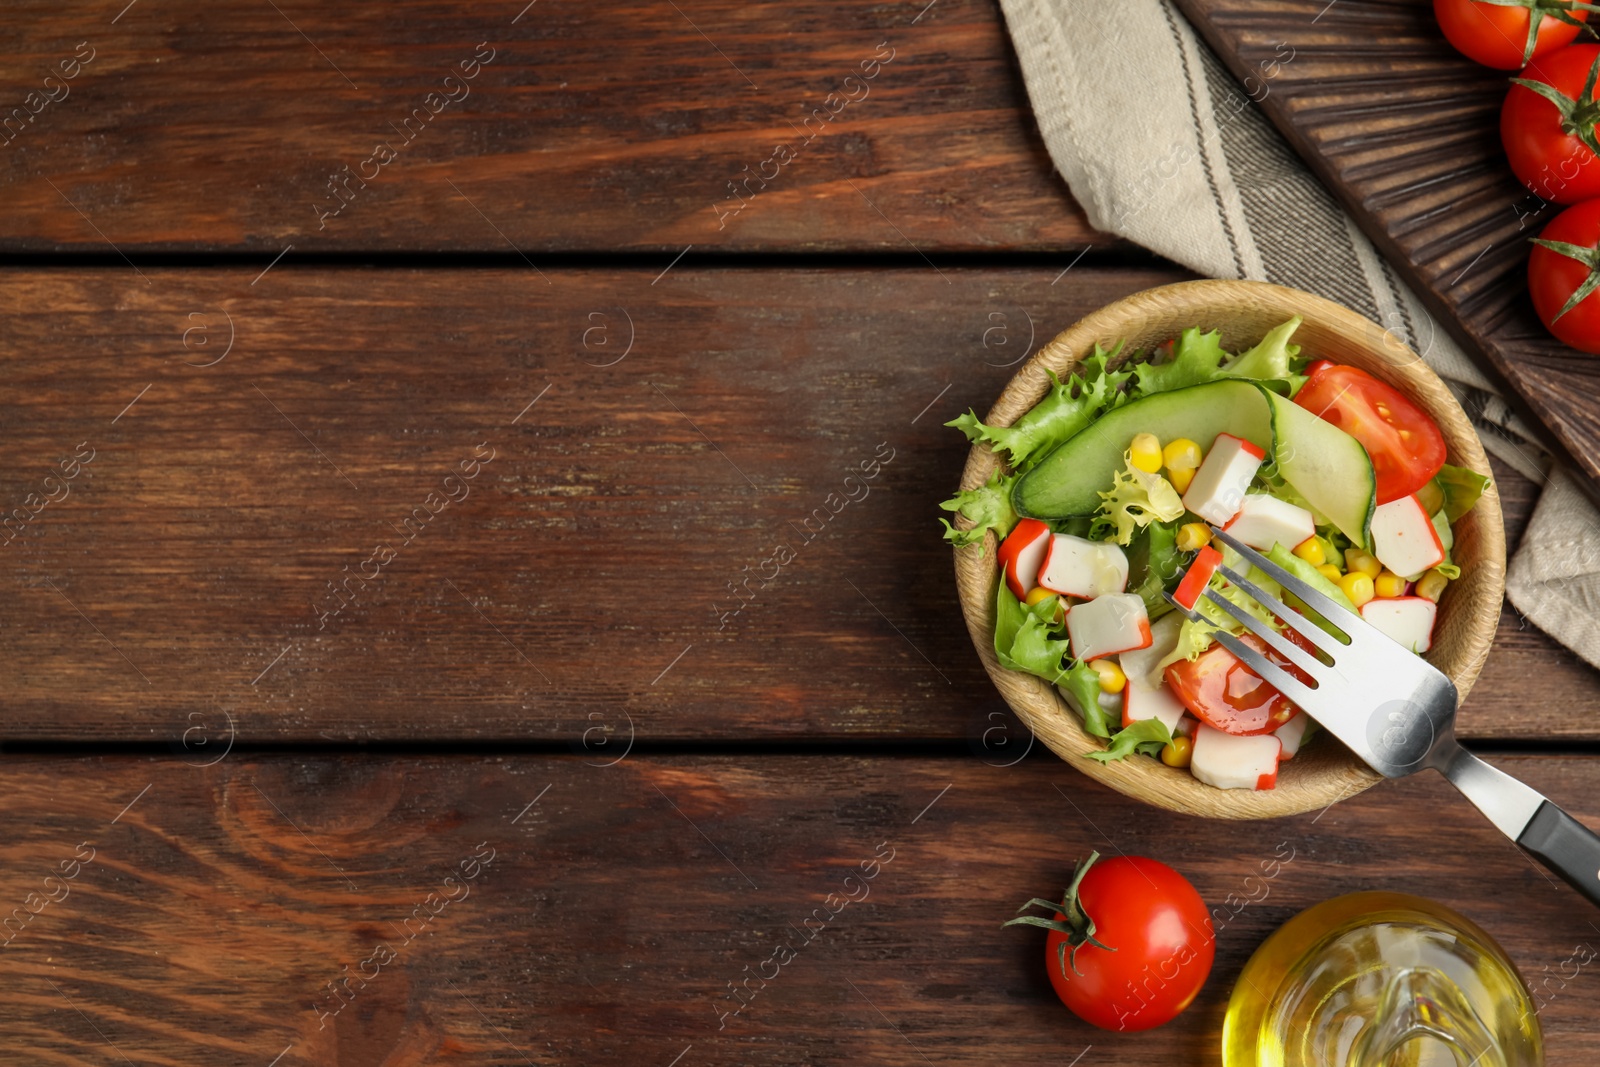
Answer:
xmin=952 ymin=280 xmax=1506 ymax=819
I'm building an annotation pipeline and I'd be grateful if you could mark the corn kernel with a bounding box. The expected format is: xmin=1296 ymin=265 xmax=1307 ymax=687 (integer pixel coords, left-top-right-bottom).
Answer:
xmin=1089 ymin=658 xmax=1127 ymax=694
xmin=1129 ymin=433 xmax=1163 ymax=473
xmin=1344 ymin=548 xmax=1382 ymax=579
xmin=1175 ymin=522 xmax=1212 ymax=552
xmin=1023 ymin=586 xmax=1054 ymax=607
xmin=1162 ymin=437 xmax=1202 ymax=472
xmin=1167 ymin=466 xmax=1195 ymax=494
xmin=1416 ymin=569 xmax=1449 ymax=603
xmin=1292 ymin=536 xmax=1325 ymax=567
xmin=1316 ymin=563 xmax=1343 ymax=583
xmin=1374 ymin=570 xmax=1407 ymax=598
xmin=1160 ymin=735 xmax=1193 ymax=769
xmin=1339 ymin=571 xmax=1375 ymax=607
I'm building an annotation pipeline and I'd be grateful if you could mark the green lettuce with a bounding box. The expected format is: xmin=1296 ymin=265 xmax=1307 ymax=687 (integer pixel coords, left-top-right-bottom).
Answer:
xmin=1155 ymin=543 xmax=1329 ymax=671
xmin=994 ymin=585 xmax=1069 ymax=680
xmin=1127 ymin=520 xmax=1184 ymax=620
xmin=1056 ymin=660 xmax=1114 ymax=739
xmin=940 ymin=468 xmax=1019 ymax=550
xmin=1085 ymin=717 xmax=1172 ymax=763
xmin=1194 ymin=544 xmax=1280 ymax=632
xmin=948 ymin=343 xmax=1135 ymax=469
xmin=1434 ymin=464 xmax=1491 ymax=523
xmin=1220 ymin=315 xmax=1304 ymax=392
xmin=946 ymin=318 xmax=1310 ymax=481
xmin=1126 ymin=327 xmax=1230 ymax=395
xmin=1429 ymin=510 xmax=1462 ymax=580
xmin=1266 ymin=543 xmax=1357 ymax=614
xmin=1159 ymin=613 xmax=1220 ymax=671
xmin=1091 ymin=455 xmax=1186 ymax=545
xmin=1010 ymin=613 xmax=1073 ymax=681
xmin=993 ymin=583 xmax=1113 ymax=739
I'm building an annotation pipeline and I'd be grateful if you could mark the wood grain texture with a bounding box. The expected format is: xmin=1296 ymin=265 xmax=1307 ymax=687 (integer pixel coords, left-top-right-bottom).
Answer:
xmin=0 ymin=266 xmax=1591 ymax=744
xmin=1171 ymin=0 xmax=1600 ymax=498
xmin=7 ymin=263 xmax=1174 ymax=746
xmin=0 ymin=0 xmax=1098 ymax=253
xmin=1 ymin=752 xmax=1598 ymax=1065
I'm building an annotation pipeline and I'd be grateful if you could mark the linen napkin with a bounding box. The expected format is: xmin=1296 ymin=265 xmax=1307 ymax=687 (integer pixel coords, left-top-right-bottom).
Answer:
xmin=996 ymin=0 xmax=1600 ymax=670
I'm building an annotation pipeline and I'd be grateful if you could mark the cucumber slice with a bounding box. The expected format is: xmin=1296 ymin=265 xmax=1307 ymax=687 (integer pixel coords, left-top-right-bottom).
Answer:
xmin=1012 ymin=379 xmax=1376 ymax=547
xmin=1261 ymin=389 xmax=1375 ymax=548
xmin=1013 ymin=380 xmax=1271 ymax=519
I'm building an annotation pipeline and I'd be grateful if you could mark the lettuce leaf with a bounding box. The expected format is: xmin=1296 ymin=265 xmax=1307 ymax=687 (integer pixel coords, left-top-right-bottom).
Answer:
xmin=946 ymin=318 xmax=1311 ymax=478
xmin=1265 ymin=543 xmax=1358 ymax=614
xmin=1126 ymin=327 xmax=1230 ymax=394
xmin=940 ymin=468 xmax=1019 ymax=551
xmin=1221 ymin=315 xmax=1302 ymax=386
xmin=993 ymin=583 xmax=1113 ymax=738
xmin=1127 ymin=520 xmax=1184 ymax=620
xmin=1091 ymin=455 xmax=1186 ymax=545
xmin=1056 ymin=661 xmax=1114 ymax=739
xmin=994 ymin=585 xmax=1069 ymax=680
xmin=948 ymin=343 xmax=1135 ymax=470
xmin=994 ymin=576 xmax=1025 ymax=655
xmin=1159 ymin=613 xmax=1219 ymax=671
xmin=1155 ymin=543 xmax=1320 ymax=671
xmin=1010 ymin=613 xmax=1074 ymax=682
xmin=1435 ymin=464 xmax=1490 ymax=523
xmin=1430 ymin=510 xmax=1462 ymax=580
xmin=1195 ymin=544 xmax=1282 ymax=632
xmin=1085 ymin=716 xmax=1172 ymax=763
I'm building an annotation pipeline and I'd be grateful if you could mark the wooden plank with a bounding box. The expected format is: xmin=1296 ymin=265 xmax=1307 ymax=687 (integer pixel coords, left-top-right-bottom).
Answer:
xmin=2 ymin=752 xmax=1598 ymax=1064
xmin=1171 ymin=0 xmax=1600 ymax=502
xmin=0 ymin=0 xmax=1100 ymax=252
xmin=1461 ymin=455 xmax=1600 ymax=741
xmin=0 ymin=266 xmax=1591 ymax=743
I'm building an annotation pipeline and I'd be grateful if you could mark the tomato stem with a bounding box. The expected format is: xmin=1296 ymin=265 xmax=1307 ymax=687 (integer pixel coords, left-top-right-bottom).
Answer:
xmin=1002 ymin=850 xmax=1117 ymax=978
xmin=1478 ymin=0 xmax=1600 ymax=65
xmin=1531 ymin=236 xmax=1600 ymax=319
xmin=1512 ymin=49 xmax=1600 ymax=157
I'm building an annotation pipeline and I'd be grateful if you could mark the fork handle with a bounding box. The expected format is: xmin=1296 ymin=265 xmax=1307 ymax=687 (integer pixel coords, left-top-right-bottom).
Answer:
xmin=1518 ymin=801 xmax=1600 ymax=908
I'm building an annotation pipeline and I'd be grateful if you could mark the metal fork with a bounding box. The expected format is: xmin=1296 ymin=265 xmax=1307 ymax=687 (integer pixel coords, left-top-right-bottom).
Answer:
xmin=1164 ymin=525 xmax=1600 ymax=909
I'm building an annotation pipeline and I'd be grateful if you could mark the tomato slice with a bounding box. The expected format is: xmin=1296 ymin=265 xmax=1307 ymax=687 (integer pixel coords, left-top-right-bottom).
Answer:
xmin=1163 ymin=633 xmax=1302 ymax=736
xmin=1293 ymin=362 xmax=1446 ymax=504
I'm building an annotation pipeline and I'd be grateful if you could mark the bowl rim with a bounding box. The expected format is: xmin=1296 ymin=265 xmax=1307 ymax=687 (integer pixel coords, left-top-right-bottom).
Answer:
xmin=951 ymin=279 xmax=1507 ymax=820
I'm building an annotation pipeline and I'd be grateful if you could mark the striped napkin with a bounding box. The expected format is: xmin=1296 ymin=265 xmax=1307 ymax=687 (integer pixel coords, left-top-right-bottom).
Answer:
xmin=996 ymin=0 xmax=1600 ymax=669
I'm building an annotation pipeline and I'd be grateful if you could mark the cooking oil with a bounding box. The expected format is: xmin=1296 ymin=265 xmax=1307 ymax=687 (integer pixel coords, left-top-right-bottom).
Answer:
xmin=1223 ymin=892 xmax=1541 ymax=1067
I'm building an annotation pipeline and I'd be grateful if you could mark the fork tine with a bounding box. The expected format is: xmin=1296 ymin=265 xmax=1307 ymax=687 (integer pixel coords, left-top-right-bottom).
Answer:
xmin=1200 ymin=589 xmax=1329 ymax=678
xmin=1215 ymin=563 xmax=1345 ymax=659
xmin=1209 ymin=629 xmax=1323 ymax=709
xmin=1209 ymin=526 xmax=1367 ymax=634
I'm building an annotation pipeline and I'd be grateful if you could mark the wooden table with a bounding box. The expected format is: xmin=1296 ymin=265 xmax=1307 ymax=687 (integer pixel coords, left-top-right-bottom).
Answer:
xmin=2 ymin=1 xmax=1596 ymax=1063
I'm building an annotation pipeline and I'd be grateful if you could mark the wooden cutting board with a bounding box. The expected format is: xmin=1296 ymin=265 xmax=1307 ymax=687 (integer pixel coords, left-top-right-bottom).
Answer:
xmin=1173 ymin=0 xmax=1600 ymax=494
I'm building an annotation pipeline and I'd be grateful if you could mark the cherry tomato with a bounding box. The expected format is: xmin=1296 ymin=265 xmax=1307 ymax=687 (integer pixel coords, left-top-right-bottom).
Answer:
xmin=1530 ymin=198 xmax=1600 ymax=353
xmin=1294 ymin=362 xmax=1447 ymax=503
xmin=1435 ymin=0 xmax=1587 ymax=70
xmin=1502 ymin=44 xmax=1600 ymax=204
xmin=1164 ymin=633 xmax=1302 ymax=736
xmin=1007 ymin=853 xmax=1214 ymax=1032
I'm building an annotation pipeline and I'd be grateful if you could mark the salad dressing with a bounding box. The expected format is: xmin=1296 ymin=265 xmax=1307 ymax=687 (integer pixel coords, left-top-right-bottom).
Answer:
xmin=1223 ymin=893 xmax=1541 ymax=1067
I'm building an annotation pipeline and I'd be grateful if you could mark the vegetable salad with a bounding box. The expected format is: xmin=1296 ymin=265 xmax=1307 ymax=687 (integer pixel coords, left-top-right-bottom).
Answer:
xmin=943 ymin=319 xmax=1490 ymax=791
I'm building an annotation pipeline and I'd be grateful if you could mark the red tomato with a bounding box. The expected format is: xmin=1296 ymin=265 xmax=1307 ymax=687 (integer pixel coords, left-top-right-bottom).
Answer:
xmin=1502 ymin=44 xmax=1600 ymax=204
xmin=1294 ymin=362 xmax=1447 ymax=503
xmin=1164 ymin=633 xmax=1302 ymax=736
xmin=1529 ymin=198 xmax=1600 ymax=353
xmin=1435 ymin=0 xmax=1586 ymax=70
xmin=1011 ymin=853 xmax=1214 ymax=1032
